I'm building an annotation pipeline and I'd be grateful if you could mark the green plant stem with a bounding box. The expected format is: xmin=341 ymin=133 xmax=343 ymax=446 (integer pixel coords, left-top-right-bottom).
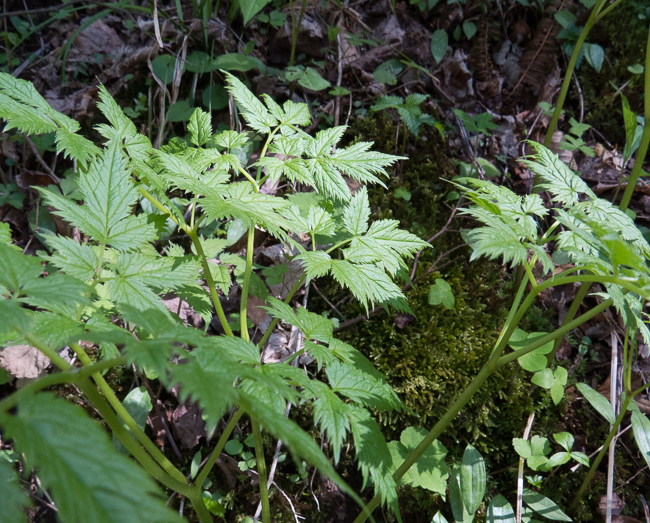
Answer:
xmin=289 ymin=0 xmax=309 ymax=67
xmin=535 ymin=0 xmax=612 ymax=191
xmin=138 ymin=186 xmax=234 ymax=336
xmin=252 ymin=417 xmax=271 ymax=523
xmin=195 ymin=408 xmax=244 ymax=489
xmin=353 ymin=295 xmax=615 ymax=523
xmin=619 ymin=22 xmax=650 ymax=212
xmin=23 ymin=333 xmax=73 ymax=370
xmin=240 ymin=226 xmax=255 ymax=340
xmin=77 ymin=376 xmax=195 ymax=496
xmin=495 ymin=298 xmax=613 ymax=368
xmin=257 ymin=273 xmax=307 ymax=350
xmin=0 ymin=357 xmax=127 ymax=414
xmin=238 ymin=166 xmax=260 ymax=192
xmin=548 ymin=281 xmax=591 ymax=362
xmin=69 ymin=343 xmax=188 ymax=485
xmin=18 ymin=333 xmax=192 ymax=496
xmin=189 ymin=490 xmax=214 ymax=523
xmin=187 ymin=228 xmax=234 ymax=337
xmin=569 ymin=392 xmax=634 ymax=512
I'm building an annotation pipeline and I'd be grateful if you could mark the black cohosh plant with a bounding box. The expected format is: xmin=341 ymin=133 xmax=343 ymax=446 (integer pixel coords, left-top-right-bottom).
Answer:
xmin=0 ymin=69 xmax=650 ymax=523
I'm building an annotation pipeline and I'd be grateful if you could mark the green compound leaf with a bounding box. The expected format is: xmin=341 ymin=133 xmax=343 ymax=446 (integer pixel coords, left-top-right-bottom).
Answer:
xmin=428 ymin=278 xmax=455 ymax=309
xmin=224 ymin=72 xmax=277 ymax=134
xmin=40 ymin=140 xmax=156 ymax=251
xmin=1 ymin=394 xmax=180 ymax=523
xmin=188 ymin=108 xmax=212 ymax=147
xmin=388 ymin=427 xmax=448 ymax=496
xmin=508 ymin=329 xmax=553 ymax=372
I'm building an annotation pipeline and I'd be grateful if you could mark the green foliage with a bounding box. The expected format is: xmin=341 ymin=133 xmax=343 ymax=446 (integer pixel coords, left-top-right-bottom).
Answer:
xmin=1 ymin=394 xmax=180 ymax=523
xmin=371 ymin=94 xmax=439 ymax=138
xmin=0 ymin=70 xmax=427 ymax=519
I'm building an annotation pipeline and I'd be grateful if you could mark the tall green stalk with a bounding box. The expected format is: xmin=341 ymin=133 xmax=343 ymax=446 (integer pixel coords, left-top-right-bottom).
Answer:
xmin=619 ymin=22 xmax=650 ymax=212
xmin=534 ymin=0 xmax=624 ymax=191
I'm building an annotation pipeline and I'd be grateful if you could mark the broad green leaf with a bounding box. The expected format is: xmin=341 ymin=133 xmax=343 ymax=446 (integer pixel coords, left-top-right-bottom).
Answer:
xmin=151 ymin=55 xmax=175 ymax=84
xmin=487 ymin=495 xmax=516 ymax=523
xmin=513 ymin=438 xmax=532 ymax=459
xmin=213 ymin=54 xmax=264 ymax=73
xmin=585 ymin=43 xmax=604 ymax=73
xmin=388 ymin=427 xmax=448 ymax=496
xmin=296 ymin=67 xmax=331 ymax=91
xmin=168 ymin=101 xmax=194 ymax=122
xmin=553 ymin=432 xmax=574 ymax=452
xmin=428 ymin=278 xmax=455 ymax=309
xmin=240 ymin=0 xmax=272 ymax=24
xmin=449 ymin=464 xmax=474 ymax=523
xmin=432 ymin=512 xmax=449 ymax=523
xmin=1 ymin=394 xmax=180 ymax=523
xmin=0 ymin=222 xmax=11 ymax=243
xmin=544 ymin=452 xmax=571 ymax=469
xmin=202 ymin=84 xmax=229 ymax=111
xmin=576 ymin=383 xmax=616 ymax=424
xmin=431 ymin=29 xmax=448 ymax=64
xmin=461 ymin=444 xmax=486 ymax=515
xmin=523 ymin=490 xmax=571 ymax=521
xmin=463 ymin=21 xmax=477 ymax=40
xmin=184 ymin=51 xmax=213 ymax=74
xmin=631 ymin=411 xmax=650 ymax=469
xmin=0 ymin=459 xmax=29 ymax=523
